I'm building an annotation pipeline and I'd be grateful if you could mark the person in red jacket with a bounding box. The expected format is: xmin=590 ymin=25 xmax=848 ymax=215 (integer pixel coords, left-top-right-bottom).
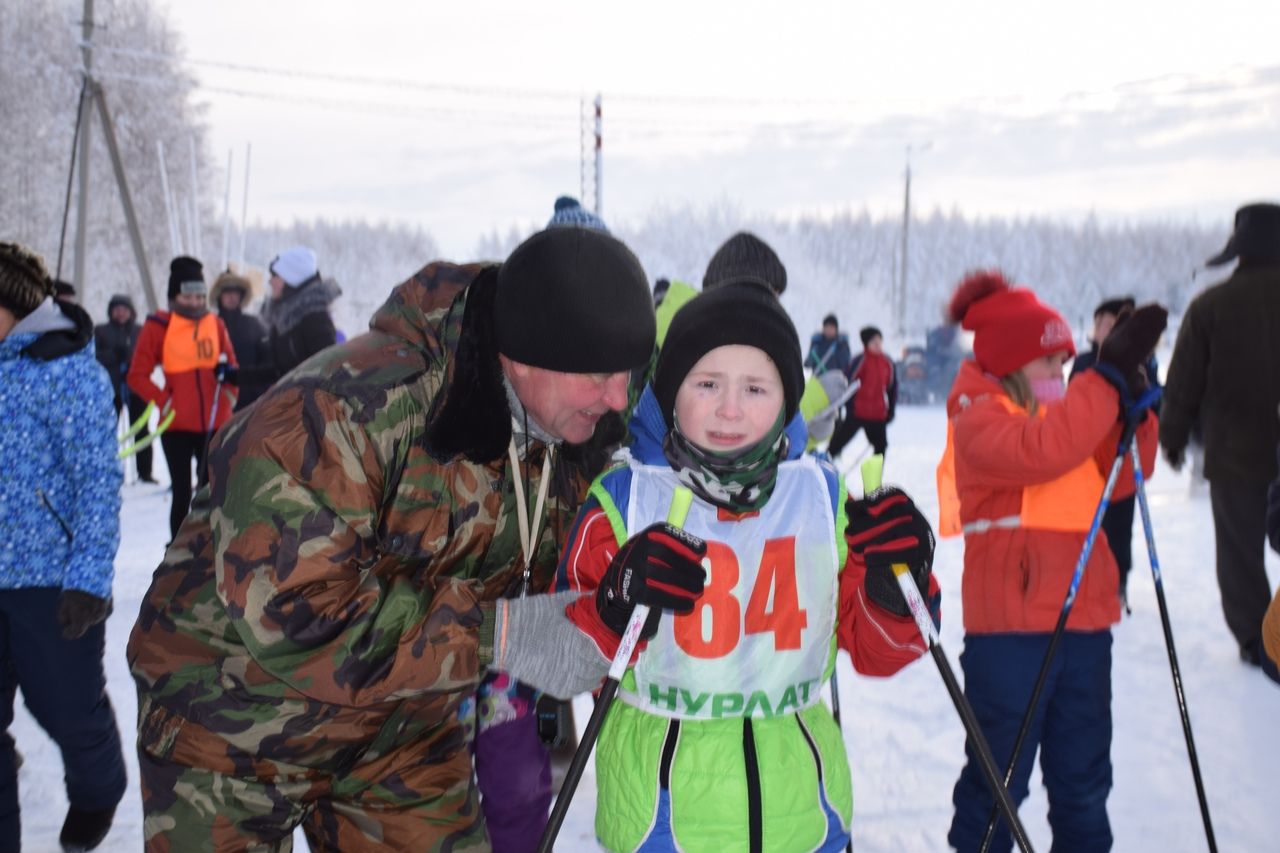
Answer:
xmin=827 ymin=325 xmax=897 ymax=459
xmin=937 ymin=271 xmax=1165 ymax=853
xmin=127 ymin=256 xmax=238 ymax=539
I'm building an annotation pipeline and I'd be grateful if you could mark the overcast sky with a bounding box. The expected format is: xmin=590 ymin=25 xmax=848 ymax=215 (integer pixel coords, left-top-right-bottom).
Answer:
xmin=145 ymin=0 xmax=1280 ymax=257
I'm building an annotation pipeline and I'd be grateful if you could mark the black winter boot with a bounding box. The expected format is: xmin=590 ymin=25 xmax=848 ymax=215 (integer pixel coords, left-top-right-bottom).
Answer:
xmin=60 ymin=805 xmax=115 ymax=852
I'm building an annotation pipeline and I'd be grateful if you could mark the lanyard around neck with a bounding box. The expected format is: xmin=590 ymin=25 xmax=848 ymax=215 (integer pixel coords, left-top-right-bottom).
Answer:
xmin=507 ymin=438 xmax=555 ymax=596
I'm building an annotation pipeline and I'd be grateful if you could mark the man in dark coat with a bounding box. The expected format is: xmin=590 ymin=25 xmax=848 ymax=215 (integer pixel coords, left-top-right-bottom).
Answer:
xmin=211 ymin=271 xmax=270 ymax=410
xmin=93 ymin=293 xmax=154 ymax=482
xmin=1161 ymin=202 xmax=1280 ymax=667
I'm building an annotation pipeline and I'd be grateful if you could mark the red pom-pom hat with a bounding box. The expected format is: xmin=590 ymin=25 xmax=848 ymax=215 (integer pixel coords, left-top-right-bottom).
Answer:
xmin=948 ymin=270 xmax=1074 ymax=377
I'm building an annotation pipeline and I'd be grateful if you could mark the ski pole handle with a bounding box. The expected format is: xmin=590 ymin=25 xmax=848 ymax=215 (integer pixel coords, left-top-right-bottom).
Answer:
xmin=860 ymin=453 xmax=885 ymax=495
xmin=893 ymin=562 xmax=940 ymax=646
xmin=607 ymin=486 xmax=694 ymax=681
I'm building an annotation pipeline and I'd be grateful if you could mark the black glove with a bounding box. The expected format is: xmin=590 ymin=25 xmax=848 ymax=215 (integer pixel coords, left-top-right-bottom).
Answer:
xmin=214 ymin=362 xmax=238 ymax=384
xmin=596 ymin=522 xmax=707 ymax=641
xmin=1093 ymin=304 xmax=1167 ymax=421
xmin=57 ymin=590 xmax=111 ymax=640
xmin=1164 ymin=445 xmax=1185 ymax=472
xmin=846 ymin=487 xmax=935 ymax=618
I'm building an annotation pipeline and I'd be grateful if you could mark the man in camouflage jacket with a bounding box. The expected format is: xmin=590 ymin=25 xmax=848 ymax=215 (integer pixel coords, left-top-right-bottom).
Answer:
xmin=127 ymin=228 xmax=708 ymax=851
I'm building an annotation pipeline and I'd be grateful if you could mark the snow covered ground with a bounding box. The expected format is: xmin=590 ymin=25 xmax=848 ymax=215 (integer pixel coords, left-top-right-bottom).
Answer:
xmin=11 ymin=404 xmax=1278 ymax=851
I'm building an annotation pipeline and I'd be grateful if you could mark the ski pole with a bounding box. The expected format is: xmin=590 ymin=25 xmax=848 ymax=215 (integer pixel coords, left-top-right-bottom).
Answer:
xmin=1130 ymin=440 xmax=1218 ymax=852
xmin=861 ymin=457 xmax=1034 ymax=853
xmin=118 ymin=400 xmax=156 ymax=444
xmin=118 ymin=408 xmax=174 ymax=459
xmin=977 ymin=399 xmax=1153 ymax=853
xmin=201 ymin=356 xmax=229 ymax=480
xmin=537 ymin=487 xmax=696 ymax=853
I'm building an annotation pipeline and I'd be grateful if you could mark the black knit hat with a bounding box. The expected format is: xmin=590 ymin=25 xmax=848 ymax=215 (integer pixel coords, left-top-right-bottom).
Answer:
xmin=702 ymin=232 xmax=787 ymax=295
xmin=168 ymin=255 xmax=206 ymax=301
xmin=860 ymin=326 xmax=882 ymax=347
xmin=1093 ymin=296 xmax=1135 ymax=319
xmin=823 ymin=313 xmax=838 ymax=329
xmin=495 ymin=228 xmax=655 ymax=373
xmin=0 ymin=242 xmax=53 ymax=320
xmin=653 ymin=281 xmax=803 ymax=429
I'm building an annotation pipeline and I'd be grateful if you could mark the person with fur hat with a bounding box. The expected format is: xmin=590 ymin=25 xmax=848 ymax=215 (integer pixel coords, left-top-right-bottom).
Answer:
xmin=938 ymin=270 xmax=1166 ymax=852
xmin=211 ymin=270 xmax=269 ymax=410
xmin=805 ymin=313 xmax=852 ymax=376
xmin=1161 ymin=201 xmax=1280 ymax=668
xmin=127 ymin=255 xmax=239 ymax=539
xmin=0 ymin=242 xmax=126 ymax=852
xmin=249 ymin=245 xmax=340 ymax=387
xmin=556 ymin=280 xmax=939 ymax=852
xmin=127 ymin=228 xmax=708 ymax=849
xmin=1069 ymin=296 xmax=1162 ymax=609
xmin=94 ymin=292 xmax=155 ymax=482
xmin=828 ymin=325 xmax=898 ymax=460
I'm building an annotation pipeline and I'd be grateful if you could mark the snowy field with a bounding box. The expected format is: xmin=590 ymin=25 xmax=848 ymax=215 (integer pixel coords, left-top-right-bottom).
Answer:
xmin=11 ymin=404 xmax=1278 ymax=851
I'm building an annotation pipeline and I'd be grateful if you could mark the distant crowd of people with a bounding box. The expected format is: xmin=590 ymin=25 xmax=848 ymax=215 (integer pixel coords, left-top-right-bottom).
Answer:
xmin=0 ymin=197 xmax=1276 ymax=852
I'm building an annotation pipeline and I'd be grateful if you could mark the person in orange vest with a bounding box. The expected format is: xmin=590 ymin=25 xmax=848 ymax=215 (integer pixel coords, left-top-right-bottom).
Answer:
xmin=127 ymin=256 xmax=238 ymax=539
xmin=937 ymin=270 xmax=1165 ymax=853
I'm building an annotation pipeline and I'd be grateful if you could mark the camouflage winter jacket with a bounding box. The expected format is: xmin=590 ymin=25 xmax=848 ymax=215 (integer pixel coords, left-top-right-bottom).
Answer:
xmin=128 ymin=262 xmax=591 ymax=776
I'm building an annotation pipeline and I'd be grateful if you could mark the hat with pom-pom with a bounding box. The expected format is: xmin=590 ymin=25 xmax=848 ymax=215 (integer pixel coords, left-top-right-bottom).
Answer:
xmin=546 ymin=196 xmax=609 ymax=233
xmin=948 ymin=270 xmax=1074 ymax=377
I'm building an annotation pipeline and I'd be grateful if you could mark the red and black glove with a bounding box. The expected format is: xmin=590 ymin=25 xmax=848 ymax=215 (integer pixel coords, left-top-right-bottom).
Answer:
xmin=569 ymin=522 xmax=707 ymax=659
xmin=846 ymin=487 xmax=935 ymax=618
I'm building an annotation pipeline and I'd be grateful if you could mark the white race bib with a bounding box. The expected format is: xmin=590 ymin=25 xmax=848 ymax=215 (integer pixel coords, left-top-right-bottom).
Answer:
xmin=618 ymin=459 xmax=840 ymax=720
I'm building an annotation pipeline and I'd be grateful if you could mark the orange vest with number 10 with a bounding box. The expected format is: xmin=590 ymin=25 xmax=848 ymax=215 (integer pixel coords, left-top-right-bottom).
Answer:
xmin=161 ymin=312 xmax=221 ymax=375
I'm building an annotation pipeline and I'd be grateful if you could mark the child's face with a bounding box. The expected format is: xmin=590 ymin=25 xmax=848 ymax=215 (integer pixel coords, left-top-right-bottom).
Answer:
xmin=674 ymin=345 xmax=784 ymax=453
xmin=1021 ymin=351 xmax=1070 ymax=381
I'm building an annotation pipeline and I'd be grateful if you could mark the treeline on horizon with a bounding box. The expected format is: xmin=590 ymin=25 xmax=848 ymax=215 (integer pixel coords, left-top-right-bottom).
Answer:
xmin=3 ymin=0 xmax=1226 ymax=346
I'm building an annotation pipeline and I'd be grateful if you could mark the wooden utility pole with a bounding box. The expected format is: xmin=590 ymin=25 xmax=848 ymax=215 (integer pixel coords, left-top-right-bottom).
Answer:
xmin=593 ymin=94 xmax=602 ymax=217
xmin=898 ymin=147 xmax=911 ymax=338
xmin=73 ymin=0 xmax=94 ymax=294
xmin=70 ymin=0 xmax=158 ymax=310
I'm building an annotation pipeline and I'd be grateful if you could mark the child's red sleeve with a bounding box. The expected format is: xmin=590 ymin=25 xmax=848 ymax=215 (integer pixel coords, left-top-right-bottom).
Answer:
xmin=836 ymin=546 xmax=935 ymax=677
xmin=554 ymin=500 xmax=620 ymax=594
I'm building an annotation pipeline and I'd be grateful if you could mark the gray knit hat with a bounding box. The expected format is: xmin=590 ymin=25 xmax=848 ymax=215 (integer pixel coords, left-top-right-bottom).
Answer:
xmin=0 ymin=242 xmax=54 ymax=320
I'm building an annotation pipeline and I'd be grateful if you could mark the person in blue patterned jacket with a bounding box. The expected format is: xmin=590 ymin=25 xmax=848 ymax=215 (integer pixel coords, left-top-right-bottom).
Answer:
xmin=0 ymin=242 xmax=125 ymax=852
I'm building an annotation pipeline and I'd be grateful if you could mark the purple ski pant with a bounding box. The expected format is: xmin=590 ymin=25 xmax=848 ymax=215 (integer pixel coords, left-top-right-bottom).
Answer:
xmin=474 ymin=708 xmax=552 ymax=852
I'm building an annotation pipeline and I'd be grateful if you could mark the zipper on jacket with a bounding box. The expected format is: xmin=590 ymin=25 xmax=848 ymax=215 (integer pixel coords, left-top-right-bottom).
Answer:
xmin=795 ymin=712 xmax=826 ymax=783
xmin=743 ymin=718 xmax=763 ymax=853
xmin=36 ymin=488 xmax=74 ymax=543
xmin=658 ymin=719 xmax=681 ymax=790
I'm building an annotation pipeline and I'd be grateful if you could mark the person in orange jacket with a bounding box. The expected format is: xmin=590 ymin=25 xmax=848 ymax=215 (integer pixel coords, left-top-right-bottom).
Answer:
xmin=127 ymin=256 xmax=238 ymax=538
xmin=937 ymin=271 xmax=1166 ymax=853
